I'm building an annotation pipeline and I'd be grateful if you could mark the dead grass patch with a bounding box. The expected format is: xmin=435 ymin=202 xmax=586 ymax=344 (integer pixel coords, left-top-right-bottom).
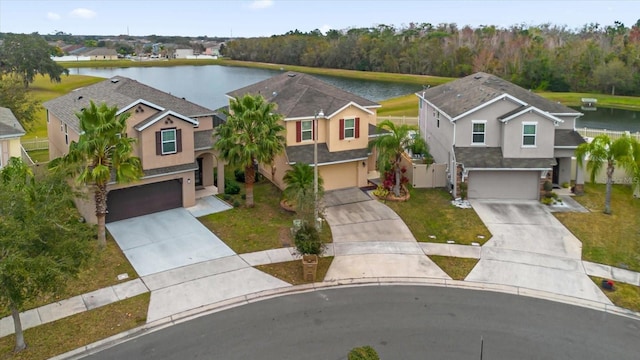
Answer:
xmin=428 ymin=256 xmax=479 ymax=280
xmin=256 ymin=257 xmax=334 ymax=285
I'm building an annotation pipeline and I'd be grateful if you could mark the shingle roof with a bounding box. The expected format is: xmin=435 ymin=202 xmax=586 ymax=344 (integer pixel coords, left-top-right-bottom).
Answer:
xmin=420 ymin=72 xmax=580 ymax=119
xmin=227 ymin=72 xmax=379 ymax=119
xmin=555 ymin=129 xmax=586 ymax=147
xmin=0 ymin=107 xmax=26 ymax=139
xmin=455 ymin=147 xmax=554 ymax=169
xmin=43 ymin=76 xmax=214 ymax=133
xmin=194 ymin=130 xmax=214 ymax=150
xmin=286 ymin=143 xmax=369 ymax=165
xmin=83 ymin=48 xmax=118 ymax=56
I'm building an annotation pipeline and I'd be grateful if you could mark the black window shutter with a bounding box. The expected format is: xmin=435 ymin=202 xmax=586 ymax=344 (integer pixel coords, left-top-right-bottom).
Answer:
xmin=176 ymin=129 xmax=182 ymax=152
xmin=156 ymin=131 xmax=161 ymax=155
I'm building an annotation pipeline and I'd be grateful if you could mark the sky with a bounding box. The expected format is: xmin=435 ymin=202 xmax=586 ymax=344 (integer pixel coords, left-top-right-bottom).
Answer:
xmin=0 ymin=0 xmax=638 ymax=38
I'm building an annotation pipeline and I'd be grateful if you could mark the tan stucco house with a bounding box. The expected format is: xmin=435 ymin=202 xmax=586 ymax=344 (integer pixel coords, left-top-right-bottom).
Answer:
xmin=84 ymin=48 xmax=119 ymax=60
xmin=417 ymin=72 xmax=585 ymax=200
xmin=44 ymin=76 xmax=225 ymax=223
xmin=227 ymin=72 xmax=381 ymax=191
xmin=0 ymin=106 xmax=26 ymax=169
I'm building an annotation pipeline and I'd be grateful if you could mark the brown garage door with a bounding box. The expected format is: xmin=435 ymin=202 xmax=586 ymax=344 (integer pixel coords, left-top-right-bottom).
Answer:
xmin=106 ymin=180 xmax=183 ymax=222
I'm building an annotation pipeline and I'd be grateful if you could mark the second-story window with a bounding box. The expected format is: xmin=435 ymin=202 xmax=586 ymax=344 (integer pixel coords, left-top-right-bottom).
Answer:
xmin=301 ymin=120 xmax=313 ymax=141
xmin=523 ymin=123 xmax=537 ymax=146
xmin=344 ymin=118 xmax=355 ymax=138
xmin=472 ymin=121 xmax=486 ymax=144
xmin=162 ymin=129 xmax=177 ymax=154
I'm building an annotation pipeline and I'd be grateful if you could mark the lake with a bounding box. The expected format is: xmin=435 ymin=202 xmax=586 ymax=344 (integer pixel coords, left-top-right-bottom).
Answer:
xmin=70 ymin=65 xmax=640 ymax=131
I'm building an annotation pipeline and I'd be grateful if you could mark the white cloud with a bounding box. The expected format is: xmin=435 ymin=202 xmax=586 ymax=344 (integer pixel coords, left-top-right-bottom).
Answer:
xmin=319 ymin=24 xmax=332 ymax=35
xmin=47 ymin=12 xmax=61 ymax=20
xmin=69 ymin=8 xmax=96 ymax=19
xmin=247 ymin=0 xmax=273 ymax=10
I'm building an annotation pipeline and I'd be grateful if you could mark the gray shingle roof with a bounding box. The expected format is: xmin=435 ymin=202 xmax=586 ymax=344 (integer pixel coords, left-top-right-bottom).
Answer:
xmin=109 ymin=162 xmax=197 ymax=183
xmin=455 ymin=147 xmax=554 ymax=169
xmin=0 ymin=107 xmax=26 ymax=139
xmin=286 ymin=143 xmax=369 ymax=165
xmin=227 ymin=72 xmax=379 ymax=119
xmin=555 ymin=129 xmax=586 ymax=147
xmin=43 ymin=76 xmax=214 ymax=133
xmin=421 ymin=72 xmax=580 ymax=119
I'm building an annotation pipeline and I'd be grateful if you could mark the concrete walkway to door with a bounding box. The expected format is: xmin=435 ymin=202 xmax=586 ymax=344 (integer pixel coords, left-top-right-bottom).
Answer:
xmin=466 ymin=199 xmax=612 ymax=304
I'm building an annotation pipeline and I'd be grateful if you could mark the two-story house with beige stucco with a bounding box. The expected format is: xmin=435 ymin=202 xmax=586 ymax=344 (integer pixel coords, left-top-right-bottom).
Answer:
xmin=417 ymin=72 xmax=586 ymax=200
xmin=0 ymin=107 xmax=26 ymax=169
xmin=44 ymin=76 xmax=225 ymax=223
xmin=227 ymin=72 xmax=381 ymax=191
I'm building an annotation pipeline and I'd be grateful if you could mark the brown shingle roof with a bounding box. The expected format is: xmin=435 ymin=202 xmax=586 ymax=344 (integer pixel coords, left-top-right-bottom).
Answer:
xmin=421 ymin=72 xmax=580 ymax=119
xmin=43 ymin=76 xmax=214 ymax=133
xmin=227 ymin=72 xmax=379 ymax=118
xmin=455 ymin=147 xmax=554 ymax=169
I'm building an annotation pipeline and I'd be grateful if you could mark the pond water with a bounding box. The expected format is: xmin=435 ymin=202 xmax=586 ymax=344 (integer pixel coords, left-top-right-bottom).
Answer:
xmin=573 ymin=106 xmax=640 ymax=132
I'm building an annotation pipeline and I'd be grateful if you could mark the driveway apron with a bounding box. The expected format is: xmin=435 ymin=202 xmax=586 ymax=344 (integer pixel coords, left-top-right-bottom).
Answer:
xmin=466 ymin=200 xmax=611 ymax=304
xmin=322 ymin=188 xmax=450 ymax=280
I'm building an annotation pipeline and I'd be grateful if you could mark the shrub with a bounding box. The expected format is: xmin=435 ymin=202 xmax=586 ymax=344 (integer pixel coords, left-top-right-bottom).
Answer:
xmin=223 ymin=194 xmax=232 ymax=201
xmin=372 ymin=185 xmax=389 ymax=198
xmin=541 ymin=197 xmax=553 ymax=205
xmin=224 ymin=179 xmax=241 ymax=195
xmin=459 ymin=182 xmax=468 ymax=200
xmin=348 ymin=346 xmax=380 ymax=360
xmin=561 ymin=181 xmax=570 ymax=188
xmin=294 ymin=223 xmax=324 ymax=255
xmin=234 ymin=168 xmax=245 ymax=183
xmin=233 ymin=200 xmax=241 ymax=207
xmin=381 ymin=169 xmax=408 ymax=191
xmin=550 ymin=191 xmax=559 ymax=199
xmin=543 ymin=180 xmax=553 ymax=192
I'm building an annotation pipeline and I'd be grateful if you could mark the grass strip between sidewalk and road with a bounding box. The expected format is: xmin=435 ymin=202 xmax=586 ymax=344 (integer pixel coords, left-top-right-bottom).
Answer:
xmin=256 ymin=257 xmax=334 ymax=285
xmin=590 ymin=277 xmax=640 ymax=313
xmin=383 ymin=188 xmax=491 ymax=245
xmin=428 ymin=256 xmax=479 ymax=281
xmin=0 ymin=293 xmax=149 ymax=360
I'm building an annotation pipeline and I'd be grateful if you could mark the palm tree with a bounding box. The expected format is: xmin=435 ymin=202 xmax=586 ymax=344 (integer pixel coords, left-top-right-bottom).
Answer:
xmin=283 ymin=163 xmax=323 ymax=222
xmin=576 ymin=133 xmax=640 ymax=214
xmin=369 ymin=120 xmax=429 ymax=197
xmin=214 ymin=94 xmax=285 ymax=207
xmin=49 ymin=101 xmax=143 ymax=247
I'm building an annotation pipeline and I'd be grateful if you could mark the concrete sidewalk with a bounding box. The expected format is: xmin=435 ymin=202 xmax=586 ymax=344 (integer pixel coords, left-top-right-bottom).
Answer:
xmin=2 ymin=242 xmax=639 ymax=338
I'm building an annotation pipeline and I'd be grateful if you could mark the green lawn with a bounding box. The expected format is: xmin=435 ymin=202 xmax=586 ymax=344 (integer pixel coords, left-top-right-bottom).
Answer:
xmin=198 ymin=175 xmax=332 ymax=254
xmin=555 ymin=183 xmax=640 ymax=272
xmin=590 ymin=277 xmax=640 ymax=312
xmin=256 ymin=257 xmax=334 ymax=285
xmin=383 ymin=188 xmax=491 ymax=245
xmin=428 ymin=256 xmax=479 ymax=280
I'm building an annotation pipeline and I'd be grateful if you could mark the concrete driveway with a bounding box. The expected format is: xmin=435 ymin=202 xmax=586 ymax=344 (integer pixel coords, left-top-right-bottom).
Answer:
xmin=106 ymin=208 xmax=235 ymax=277
xmin=323 ymin=188 xmax=449 ymax=280
xmin=322 ymin=188 xmax=415 ymax=242
xmin=466 ymin=200 xmax=611 ymax=304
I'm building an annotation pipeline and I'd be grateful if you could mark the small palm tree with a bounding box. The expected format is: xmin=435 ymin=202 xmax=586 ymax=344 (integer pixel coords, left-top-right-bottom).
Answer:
xmin=369 ymin=120 xmax=429 ymax=197
xmin=283 ymin=163 xmax=323 ymax=222
xmin=214 ymin=94 xmax=285 ymax=207
xmin=576 ymin=133 xmax=640 ymax=214
xmin=49 ymin=101 xmax=143 ymax=247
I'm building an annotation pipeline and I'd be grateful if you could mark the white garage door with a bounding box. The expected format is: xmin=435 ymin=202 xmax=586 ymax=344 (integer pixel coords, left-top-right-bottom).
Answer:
xmin=467 ymin=171 xmax=540 ymax=200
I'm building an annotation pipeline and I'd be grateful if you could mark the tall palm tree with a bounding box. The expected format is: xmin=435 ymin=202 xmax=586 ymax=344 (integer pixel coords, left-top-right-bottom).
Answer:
xmin=283 ymin=163 xmax=323 ymax=222
xmin=369 ymin=120 xmax=428 ymax=197
xmin=49 ymin=101 xmax=143 ymax=247
xmin=214 ymin=94 xmax=285 ymax=207
xmin=576 ymin=133 xmax=640 ymax=214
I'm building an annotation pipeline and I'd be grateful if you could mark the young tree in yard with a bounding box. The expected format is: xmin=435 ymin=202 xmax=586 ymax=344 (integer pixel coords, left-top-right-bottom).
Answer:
xmin=369 ymin=120 xmax=429 ymax=197
xmin=0 ymin=158 xmax=93 ymax=353
xmin=283 ymin=163 xmax=323 ymax=223
xmin=214 ymin=94 xmax=285 ymax=207
xmin=49 ymin=101 xmax=143 ymax=248
xmin=0 ymin=74 xmax=41 ymax=130
xmin=576 ymin=133 xmax=640 ymax=214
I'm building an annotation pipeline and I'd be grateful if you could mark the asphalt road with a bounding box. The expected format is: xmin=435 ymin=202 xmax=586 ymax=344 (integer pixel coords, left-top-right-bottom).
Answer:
xmin=83 ymin=286 xmax=640 ymax=360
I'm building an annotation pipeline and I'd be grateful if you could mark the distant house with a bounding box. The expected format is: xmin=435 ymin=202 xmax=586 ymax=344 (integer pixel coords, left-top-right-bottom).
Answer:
xmin=174 ymin=48 xmax=194 ymax=59
xmin=417 ymin=72 xmax=585 ymax=200
xmin=43 ymin=76 xmax=226 ymax=223
xmin=83 ymin=48 xmax=119 ymax=60
xmin=0 ymin=107 xmax=26 ymax=168
xmin=227 ymin=72 xmax=381 ymax=191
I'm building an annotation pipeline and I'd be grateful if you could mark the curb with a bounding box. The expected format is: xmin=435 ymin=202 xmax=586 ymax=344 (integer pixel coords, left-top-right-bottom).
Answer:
xmin=52 ymin=277 xmax=640 ymax=360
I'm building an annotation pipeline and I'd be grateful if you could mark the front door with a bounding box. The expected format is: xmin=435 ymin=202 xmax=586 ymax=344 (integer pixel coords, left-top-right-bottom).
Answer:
xmin=552 ymin=158 xmax=560 ymax=185
xmin=195 ymin=157 xmax=203 ymax=187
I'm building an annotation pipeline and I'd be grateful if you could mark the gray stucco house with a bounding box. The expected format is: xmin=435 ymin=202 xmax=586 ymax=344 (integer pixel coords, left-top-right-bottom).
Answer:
xmin=417 ymin=72 xmax=585 ymax=200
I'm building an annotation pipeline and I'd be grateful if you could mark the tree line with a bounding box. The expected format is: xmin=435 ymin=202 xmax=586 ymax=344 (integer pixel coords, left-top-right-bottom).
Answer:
xmin=224 ymin=21 xmax=640 ymax=96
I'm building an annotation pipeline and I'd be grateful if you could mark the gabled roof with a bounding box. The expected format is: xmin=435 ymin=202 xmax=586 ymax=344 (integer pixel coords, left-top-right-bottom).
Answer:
xmin=83 ymin=48 xmax=118 ymax=56
xmin=0 ymin=107 xmax=26 ymax=139
xmin=418 ymin=72 xmax=580 ymax=119
xmin=226 ymin=72 xmax=380 ymax=119
xmin=555 ymin=129 xmax=586 ymax=147
xmin=43 ymin=76 xmax=214 ymax=133
xmin=498 ymin=105 xmax=564 ymax=124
